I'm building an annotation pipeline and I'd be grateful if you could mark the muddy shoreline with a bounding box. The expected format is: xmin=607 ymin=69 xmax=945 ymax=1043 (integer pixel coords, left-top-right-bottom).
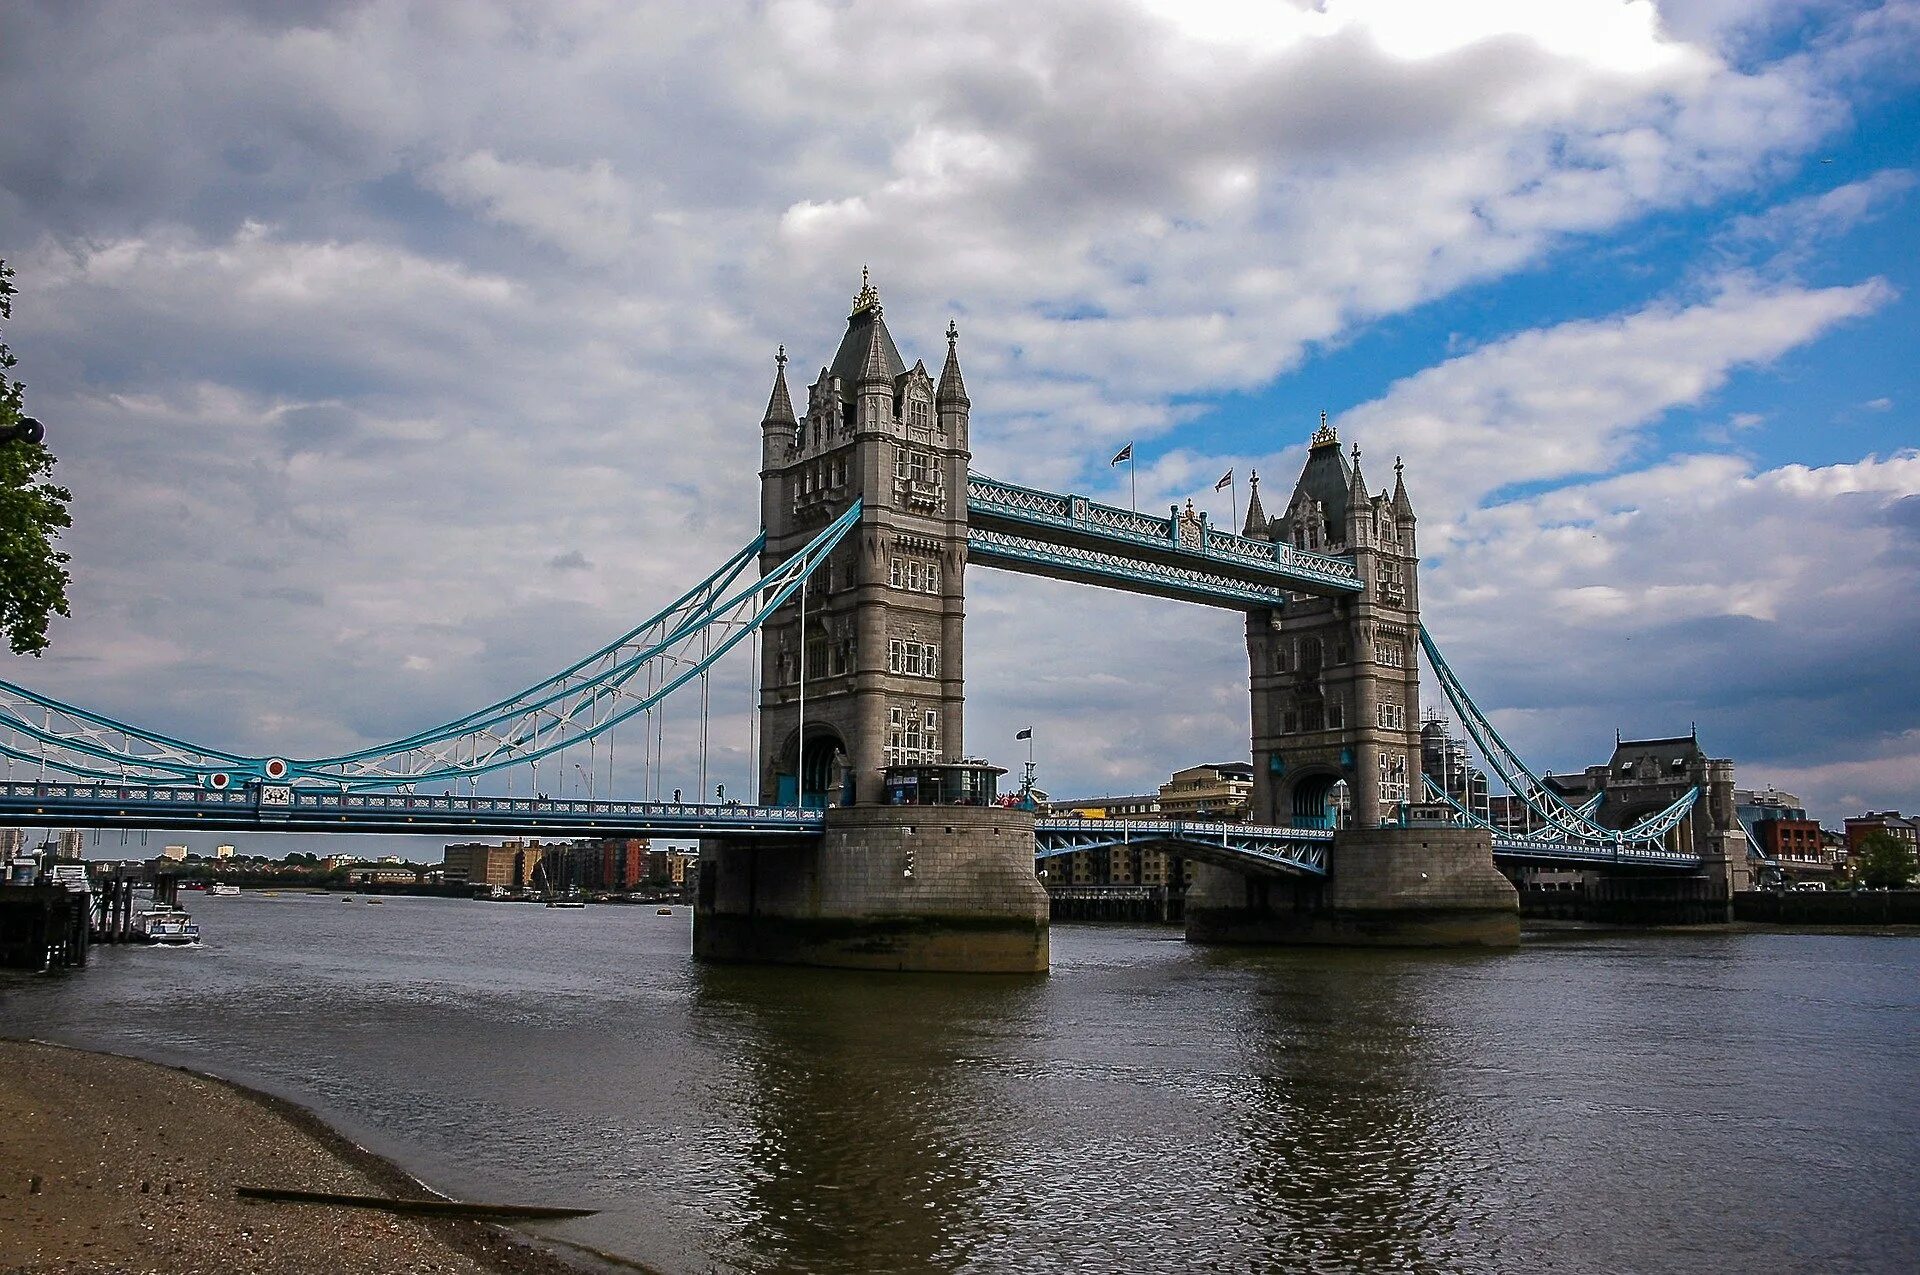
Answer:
xmin=0 ymin=1036 xmax=656 ymax=1275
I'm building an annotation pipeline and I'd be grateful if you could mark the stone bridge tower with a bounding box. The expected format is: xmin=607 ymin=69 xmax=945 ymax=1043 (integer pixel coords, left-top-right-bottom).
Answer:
xmin=1244 ymin=417 xmax=1424 ymax=829
xmin=755 ymin=273 xmax=971 ymax=807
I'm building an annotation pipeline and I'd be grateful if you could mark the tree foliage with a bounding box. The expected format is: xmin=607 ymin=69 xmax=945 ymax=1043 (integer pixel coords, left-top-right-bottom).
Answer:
xmin=1854 ymin=831 xmax=1916 ymax=890
xmin=0 ymin=257 xmax=73 ymax=655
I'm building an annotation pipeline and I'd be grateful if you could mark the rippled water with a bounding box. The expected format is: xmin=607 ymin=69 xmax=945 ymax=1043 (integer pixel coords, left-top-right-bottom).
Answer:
xmin=4 ymin=894 xmax=1917 ymax=1273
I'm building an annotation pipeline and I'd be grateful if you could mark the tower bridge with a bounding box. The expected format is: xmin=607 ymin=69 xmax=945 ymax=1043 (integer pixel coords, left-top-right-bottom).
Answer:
xmin=0 ymin=274 xmax=1748 ymax=972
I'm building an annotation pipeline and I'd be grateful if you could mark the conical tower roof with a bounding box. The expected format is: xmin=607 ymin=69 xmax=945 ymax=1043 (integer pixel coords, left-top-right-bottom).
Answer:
xmin=938 ymin=319 xmax=969 ymax=406
xmin=762 ymin=346 xmax=797 ymax=427
xmin=1242 ymin=471 xmax=1269 ymax=537
xmin=828 ymin=268 xmax=905 ymax=391
xmin=1289 ymin=412 xmax=1353 ymax=531
xmin=1392 ymin=456 xmax=1416 ymax=520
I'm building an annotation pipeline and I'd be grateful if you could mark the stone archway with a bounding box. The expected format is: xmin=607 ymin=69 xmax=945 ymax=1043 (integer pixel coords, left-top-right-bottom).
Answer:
xmin=773 ymin=723 xmax=850 ymax=809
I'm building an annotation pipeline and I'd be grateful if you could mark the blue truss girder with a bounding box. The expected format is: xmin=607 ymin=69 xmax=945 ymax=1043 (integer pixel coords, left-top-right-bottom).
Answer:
xmin=0 ymin=781 xmax=825 ymax=840
xmin=1034 ymin=817 xmax=1332 ymax=876
xmin=967 ymin=473 xmax=1363 ymax=602
xmin=1418 ymin=776 xmax=1701 ymax=868
xmin=968 ymin=528 xmax=1298 ymax=610
xmin=1418 ymin=626 xmax=1704 ymax=852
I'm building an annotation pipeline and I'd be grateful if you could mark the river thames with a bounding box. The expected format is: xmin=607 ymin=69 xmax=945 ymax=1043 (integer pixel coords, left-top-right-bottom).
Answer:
xmin=3 ymin=894 xmax=1916 ymax=1273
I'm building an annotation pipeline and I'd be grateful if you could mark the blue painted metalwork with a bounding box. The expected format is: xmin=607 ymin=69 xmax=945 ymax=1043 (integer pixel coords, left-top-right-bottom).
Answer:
xmin=1419 ymin=777 xmax=1701 ymax=869
xmin=1034 ymin=817 xmax=1331 ymax=876
xmin=968 ymin=528 xmax=1299 ymax=610
xmin=1419 ymin=625 xmax=1701 ymax=852
xmin=0 ymin=503 xmax=863 ymax=790
xmin=967 ymin=473 xmax=1362 ymax=601
xmin=0 ymin=780 xmax=823 ymax=840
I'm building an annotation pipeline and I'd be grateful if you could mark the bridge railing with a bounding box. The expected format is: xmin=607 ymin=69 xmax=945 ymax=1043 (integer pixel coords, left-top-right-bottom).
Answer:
xmin=967 ymin=474 xmax=1361 ymax=591
xmin=0 ymin=780 xmax=825 ymax=832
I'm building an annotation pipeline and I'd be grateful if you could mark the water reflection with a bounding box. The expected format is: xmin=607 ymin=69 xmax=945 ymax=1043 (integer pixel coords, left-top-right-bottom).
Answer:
xmin=3 ymin=905 xmax=1917 ymax=1274
xmin=1217 ymin=952 xmax=1502 ymax=1273
xmin=690 ymin=964 xmax=1039 ymax=1274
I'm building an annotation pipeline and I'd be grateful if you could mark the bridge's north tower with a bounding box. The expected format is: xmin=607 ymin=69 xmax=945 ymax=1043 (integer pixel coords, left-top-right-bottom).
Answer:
xmin=756 ymin=273 xmax=971 ymax=808
xmin=1245 ymin=418 xmax=1424 ymax=830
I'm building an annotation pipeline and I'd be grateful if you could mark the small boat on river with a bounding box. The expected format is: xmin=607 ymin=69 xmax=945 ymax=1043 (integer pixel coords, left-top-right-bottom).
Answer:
xmin=134 ymin=904 xmax=201 ymax=946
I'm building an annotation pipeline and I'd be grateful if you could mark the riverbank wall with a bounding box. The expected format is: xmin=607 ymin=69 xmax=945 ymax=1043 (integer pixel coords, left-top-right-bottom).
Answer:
xmin=1734 ymin=889 xmax=1920 ymax=925
xmin=1519 ymin=876 xmax=1730 ymax=925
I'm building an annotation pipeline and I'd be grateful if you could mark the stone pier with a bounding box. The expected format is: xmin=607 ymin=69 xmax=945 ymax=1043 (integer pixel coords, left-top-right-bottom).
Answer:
xmin=1186 ymin=825 xmax=1520 ymax=948
xmin=695 ymin=806 xmax=1050 ymax=973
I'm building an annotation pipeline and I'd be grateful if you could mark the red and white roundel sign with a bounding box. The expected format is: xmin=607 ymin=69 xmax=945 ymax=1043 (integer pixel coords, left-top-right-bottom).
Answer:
xmin=208 ymin=772 xmax=231 ymax=790
xmin=264 ymin=758 xmax=289 ymax=781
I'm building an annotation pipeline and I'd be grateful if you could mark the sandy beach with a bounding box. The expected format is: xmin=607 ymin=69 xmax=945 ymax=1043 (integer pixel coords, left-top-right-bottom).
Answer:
xmin=0 ymin=1038 xmax=614 ymax=1275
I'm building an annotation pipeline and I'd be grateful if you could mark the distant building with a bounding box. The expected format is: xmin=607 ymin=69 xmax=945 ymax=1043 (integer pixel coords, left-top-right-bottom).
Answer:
xmin=1420 ymin=716 xmax=1489 ymax=823
xmin=1845 ymin=811 xmax=1918 ymax=859
xmin=643 ymin=847 xmax=698 ymax=887
xmin=601 ymin=838 xmax=649 ymax=890
xmin=0 ymin=829 xmax=26 ymax=858
xmin=214 ymin=844 xmax=236 ymax=859
xmin=1157 ymin=762 xmax=1253 ymax=821
xmin=159 ymin=844 xmax=189 ymax=862
xmin=1736 ymin=788 xmax=1834 ymax=881
xmin=1545 ymin=732 xmax=1748 ymax=894
xmin=1043 ymin=793 xmax=1161 ymax=819
xmin=351 ymin=863 xmax=422 ymax=887
xmin=439 ymin=841 xmax=545 ymax=890
xmin=57 ymin=829 xmax=86 ymax=858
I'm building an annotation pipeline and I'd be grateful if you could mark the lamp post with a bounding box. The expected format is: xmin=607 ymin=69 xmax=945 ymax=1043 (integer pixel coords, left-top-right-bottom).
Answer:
xmin=0 ymin=416 xmax=45 ymax=445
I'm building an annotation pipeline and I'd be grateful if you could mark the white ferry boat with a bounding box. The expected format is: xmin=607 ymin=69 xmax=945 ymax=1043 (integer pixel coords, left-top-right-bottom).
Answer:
xmin=134 ymin=904 xmax=202 ymax=946
xmin=208 ymin=883 xmax=241 ymax=896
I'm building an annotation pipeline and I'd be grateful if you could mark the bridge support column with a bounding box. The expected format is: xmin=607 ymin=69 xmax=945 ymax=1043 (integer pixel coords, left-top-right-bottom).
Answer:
xmin=1186 ymin=826 xmax=1519 ymax=948
xmin=695 ymin=806 xmax=1049 ymax=973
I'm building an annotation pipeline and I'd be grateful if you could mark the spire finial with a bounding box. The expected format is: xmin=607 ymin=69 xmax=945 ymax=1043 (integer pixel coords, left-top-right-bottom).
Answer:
xmin=1352 ymin=442 xmax=1361 ymax=464
xmin=1311 ymin=410 xmax=1338 ymax=449
xmin=1395 ymin=455 xmax=1404 ymax=474
xmin=776 ymin=344 xmax=787 ymax=371
xmin=946 ymin=318 xmax=959 ymax=348
xmin=852 ymin=266 xmax=880 ymax=315
xmin=1249 ymin=470 xmax=1259 ymax=488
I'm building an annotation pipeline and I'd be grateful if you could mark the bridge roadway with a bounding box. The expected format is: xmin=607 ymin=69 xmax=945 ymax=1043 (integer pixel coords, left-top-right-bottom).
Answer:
xmin=0 ymin=782 xmax=1701 ymax=874
xmin=966 ymin=474 xmax=1363 ymax=609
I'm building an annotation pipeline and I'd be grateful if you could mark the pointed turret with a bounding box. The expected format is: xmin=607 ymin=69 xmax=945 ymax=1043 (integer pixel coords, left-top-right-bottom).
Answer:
xmin=1347 ymin=442 xmax=1368 ymax=508
xmin=937 ymin=319 xmax=969 ymax=407
xmin=761 ymin=347 xmax=797 ymax=470
xmin=762 ymin=345 xmax=797 ymax=428
xmin=1392 ymin=455 xmax=1415 ymax=521
xmin=937 ymin=318 xmax=971 ymax=450
xmin=830 ymin=267 xmax=906 ymax=390
xmin=1242 ymin=470 xmax=1269 ymax=538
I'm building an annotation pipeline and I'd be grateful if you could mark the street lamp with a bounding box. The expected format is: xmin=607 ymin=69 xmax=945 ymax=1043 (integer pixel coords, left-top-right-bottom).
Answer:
xmin=0 ymin=416 xmax=45 ymax=445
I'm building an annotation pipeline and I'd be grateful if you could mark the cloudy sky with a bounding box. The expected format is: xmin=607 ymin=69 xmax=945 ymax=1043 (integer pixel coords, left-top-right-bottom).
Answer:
xmin=2 ymin=0 xmax=1915 ymax=845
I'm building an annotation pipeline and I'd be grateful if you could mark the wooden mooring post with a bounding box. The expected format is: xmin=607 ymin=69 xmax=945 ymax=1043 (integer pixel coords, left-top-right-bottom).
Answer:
xmin=0 ymin=884 xmax=90 ymax=971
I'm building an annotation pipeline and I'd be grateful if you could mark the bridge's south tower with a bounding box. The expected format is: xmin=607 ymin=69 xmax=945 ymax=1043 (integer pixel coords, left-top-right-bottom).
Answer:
xmin=1246 ymin=418 xmax=1423 ymax=829
xmin=756 ymin=273 xmax=971 ymax=807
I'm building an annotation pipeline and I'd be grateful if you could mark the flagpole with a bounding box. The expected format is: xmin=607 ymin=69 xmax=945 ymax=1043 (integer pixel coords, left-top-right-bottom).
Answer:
xmin=1129 ymin=453 xmax=1137 ymax=511
xmin=1231 ymin=474 xmax=1239 ymax=534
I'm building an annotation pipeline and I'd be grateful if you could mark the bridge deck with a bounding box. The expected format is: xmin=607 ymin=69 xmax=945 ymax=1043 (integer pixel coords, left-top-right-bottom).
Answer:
xmin=0 ymin=782 xmax=824 ymax=840
xmin=967 ymin=474 xmax=1362 ymax=608
xmin=1 ymin=783 xmax=1701 ymax=873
